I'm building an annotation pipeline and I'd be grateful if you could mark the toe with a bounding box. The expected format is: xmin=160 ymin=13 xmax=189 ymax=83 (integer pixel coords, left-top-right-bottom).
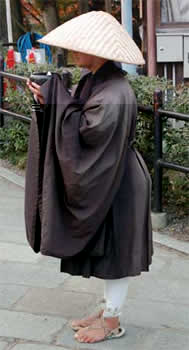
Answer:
xmin=74 ymin=329 xmax=84 ymax=340
xmin=88 ymin=337 xmax=95 ymax=343
xmin=74 ymin=330 xmax=90 ymax=343
xmin=82 ymin=336 xmax=89 ymax=343
xmin=76 ymin=335 xmax=86 ymax=343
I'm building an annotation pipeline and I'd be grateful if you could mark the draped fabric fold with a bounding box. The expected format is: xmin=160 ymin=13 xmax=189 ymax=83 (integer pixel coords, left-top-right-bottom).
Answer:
xmin=25 ymin=61 xmax=153 ymax=278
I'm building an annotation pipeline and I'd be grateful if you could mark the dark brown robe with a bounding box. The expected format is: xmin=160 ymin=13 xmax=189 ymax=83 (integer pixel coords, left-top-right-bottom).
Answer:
xmin=25 ymin=61 xmax=153 ymax=279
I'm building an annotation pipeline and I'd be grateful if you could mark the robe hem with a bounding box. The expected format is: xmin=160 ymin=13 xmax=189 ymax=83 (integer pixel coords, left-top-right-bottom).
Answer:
xmin=59 ymin=265 xmax=152 ymax=280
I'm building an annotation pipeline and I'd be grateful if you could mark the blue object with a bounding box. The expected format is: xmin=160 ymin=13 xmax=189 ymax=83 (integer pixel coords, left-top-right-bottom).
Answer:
xmin=121 ymin=0 xmax=137 ymax=75
xmin=17 ymin=32 xmax=52 ymax=64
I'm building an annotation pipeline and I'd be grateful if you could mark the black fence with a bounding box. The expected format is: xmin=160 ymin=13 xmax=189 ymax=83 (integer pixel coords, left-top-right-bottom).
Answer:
xmin=0 ymin=63 xmax=189 ymax=213
xmin=152 ymin=90 xmax=189 ymax=212
xmin=0 ymin=56 xmax=30 ymax=125
xmin=138 ymin=90 xmax=189 ymax=213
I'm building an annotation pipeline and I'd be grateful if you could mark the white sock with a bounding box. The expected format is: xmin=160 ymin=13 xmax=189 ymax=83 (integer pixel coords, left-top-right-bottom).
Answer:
xmin=103 ymin=277 xmax=129 ymax=317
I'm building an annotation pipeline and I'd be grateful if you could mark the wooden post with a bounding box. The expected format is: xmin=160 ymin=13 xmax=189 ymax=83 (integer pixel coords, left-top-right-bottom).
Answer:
xmin=105 ymin=0 xmax=111 ymax=13
xmin=80 ymin=0 xmax=89 ymax=14
xmin=146 ymin=0 xmax=156 ymax=76
xmin=139 ymin=0 xmax=143 ymax=18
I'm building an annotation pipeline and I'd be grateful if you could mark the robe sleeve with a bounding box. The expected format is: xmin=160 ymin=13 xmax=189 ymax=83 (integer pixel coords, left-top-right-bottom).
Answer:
xmin=55 ymin=93 xmax=129 ymax=237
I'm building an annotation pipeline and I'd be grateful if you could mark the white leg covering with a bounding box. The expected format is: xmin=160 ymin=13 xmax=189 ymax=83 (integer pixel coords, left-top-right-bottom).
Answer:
xmin=103 ymin=277 xmax=130 ymax=318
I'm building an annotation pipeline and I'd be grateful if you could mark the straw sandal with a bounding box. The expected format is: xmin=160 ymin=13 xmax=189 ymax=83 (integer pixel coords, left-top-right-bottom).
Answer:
xmin=70 ymin=309 xmax=104 ymax=331
xmin=74 ymin=318 xmax=125 ymax=343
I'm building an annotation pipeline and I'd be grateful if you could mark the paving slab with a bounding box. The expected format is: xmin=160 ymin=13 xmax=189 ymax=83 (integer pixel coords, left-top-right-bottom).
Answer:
xmin=128 ymin=275 xmax=189 ymax=305
xmin=14 ymin=288 xmax=98 ymax=320
xmin=147 ymin=254 xmax=189 ymax=281
xmin=0 ymin=185 xmax=24 ymax=200
xmin=0 ymin=178 xmax=24 ymax=199
xmin=0 ymin=242 xmax=40 ymax=264
xmin=0 ymin=167 xmax=25 ymax=188
xmin=1 ymin=167 xmax=189 ymax=350
xmin=154 ymin=231 xmax=189 ymax=255
xmin=143 ymin=329 xmax=189 ymax=350
xmin=0 ymin=228 xmax=28 ymax=245
xmin=0 ymin=285 xmax=28 ymax=309
xmin=148 ymin=255 xmax=170 ymax=273
xmin=0 ymin=342 xmax=8 ymax=350
xmin=37 ymin=255 xmax=61 ymax=267
xmin=153 ymin=245 xmax=186 ymax=258
xmin=0 ymin=214 xmax=25 ymax=228
xmin=124 ymin=299 xmax=189 ymax=329
xmin=11 ymin=344 xmax=68 ymax=350
xmin=0 ymin=310 xmax=66 ymax=342
xmin=165 ymin=258 xmax=189 ymax=280
xmin=62 ymin=276 xmax=104 ymax=295
xmin=56 ymin=324 xmax=157 ymax=350
xmin=0 ymin=262 xmax=69 ymax=288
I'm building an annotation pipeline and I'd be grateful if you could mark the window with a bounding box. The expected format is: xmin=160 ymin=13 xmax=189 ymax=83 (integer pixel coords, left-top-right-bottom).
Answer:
xmin=161 ymin=0 xmax=189 ymax=23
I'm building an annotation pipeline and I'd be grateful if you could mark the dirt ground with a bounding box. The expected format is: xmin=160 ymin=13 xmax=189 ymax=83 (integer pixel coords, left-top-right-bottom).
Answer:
xmin=159 ymin=216 xmax=189 ymax=242
xmin=0 ymin=158 xmax=189 ymax=242
xmin=0 ymin=158 xmax=25 ymax=177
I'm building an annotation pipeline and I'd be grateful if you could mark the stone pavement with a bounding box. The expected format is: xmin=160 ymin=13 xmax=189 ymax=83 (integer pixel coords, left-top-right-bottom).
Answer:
xmin=0 ymin=168 xmax=189 ymax=350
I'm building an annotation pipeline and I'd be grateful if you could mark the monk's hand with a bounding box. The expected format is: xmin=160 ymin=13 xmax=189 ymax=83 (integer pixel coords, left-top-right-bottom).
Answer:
xmin=27 ymin=79 xmax=45 ymax=105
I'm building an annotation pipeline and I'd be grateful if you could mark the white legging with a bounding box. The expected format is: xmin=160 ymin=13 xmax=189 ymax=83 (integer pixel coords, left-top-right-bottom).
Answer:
xmin=103 ymin=277 xmax=129 ymax=318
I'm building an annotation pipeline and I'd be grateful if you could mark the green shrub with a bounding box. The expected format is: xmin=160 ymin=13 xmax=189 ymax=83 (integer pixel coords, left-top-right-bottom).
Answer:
xmin=128 ymin=75 xmax=189 ymax=215
xmin=128 ymin=75 xmax=172 ymax=106
xmin=164 ymin=171 xmax=189 ymax=214
xmin=0 ymin=120 xmax=29 ymax=168
xmin=1 ymin=63 xmax=81 ymax=168
xmin=162 ymin=124 xmax=189 ymax=215
xmin=163 ymin=125 xmax=189 ymax=166
xmin=4 ymin=63 xmax=81 ymax=116
xmin=164 ymin=86 xmax=189 ymax=114
xmin=128 ymin=75 xmax=173 ymax=172
xmin=4 ymin=82 xmax=32 ymax=116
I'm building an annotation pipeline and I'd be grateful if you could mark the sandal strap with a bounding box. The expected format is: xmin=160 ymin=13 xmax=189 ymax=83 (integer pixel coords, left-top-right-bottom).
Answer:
xmin=85 ymin=317 xmax=120 ymax=337
xmin=71 ymin=309 xmax=103 ymax=328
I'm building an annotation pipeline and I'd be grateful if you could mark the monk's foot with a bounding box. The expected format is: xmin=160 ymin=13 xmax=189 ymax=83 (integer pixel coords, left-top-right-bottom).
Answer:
xmin=74 ymin=317 xmax=125 ymax=343
xmin=70 ymin=309 xmax=104 ymax=331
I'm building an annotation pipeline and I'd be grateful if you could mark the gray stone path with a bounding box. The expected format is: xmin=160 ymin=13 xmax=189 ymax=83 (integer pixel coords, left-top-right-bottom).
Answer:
xmin=0 ymin=173 xmax=189 ymax=350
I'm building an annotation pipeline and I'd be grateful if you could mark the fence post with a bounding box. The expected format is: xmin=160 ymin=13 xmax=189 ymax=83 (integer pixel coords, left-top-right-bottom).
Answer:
xmin=0 ymin=53 xmax=4 ymax=128
xmin=153 ymin=89 xmax=163 ymax=212
xmin=57 ymin=53 xmax=64 ymax=68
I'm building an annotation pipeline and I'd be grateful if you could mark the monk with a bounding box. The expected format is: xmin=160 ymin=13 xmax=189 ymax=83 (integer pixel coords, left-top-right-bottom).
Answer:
xmin=26 ymin=11 xmax=153 ymax=344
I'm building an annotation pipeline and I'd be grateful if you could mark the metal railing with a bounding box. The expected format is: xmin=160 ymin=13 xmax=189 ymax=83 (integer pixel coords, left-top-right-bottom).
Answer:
xmin=152 ymin=90 xmax=189 ymax=213
xmin=0 ymin=57 xmax=30 ymax=126
xmin=0 ymin=61 xmax=189 ymax=213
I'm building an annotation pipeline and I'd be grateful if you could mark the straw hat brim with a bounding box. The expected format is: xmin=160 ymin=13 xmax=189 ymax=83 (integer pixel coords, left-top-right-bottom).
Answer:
xmin=38 ymin=11 xmax=145 ymax=65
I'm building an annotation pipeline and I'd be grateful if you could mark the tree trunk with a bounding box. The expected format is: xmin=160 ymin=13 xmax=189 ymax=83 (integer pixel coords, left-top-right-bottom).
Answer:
xmin=0 ymin=0 xmax=8 ymax=43
xmin=41 ymin=0 xmax=59 ymax=33
xmin=41 ymin=1 xmax=67 ymax=66
xmin=79 ymin=0 xmax=89 ymax=14
xmin=10 ymin=0 xmax=24 ymax=41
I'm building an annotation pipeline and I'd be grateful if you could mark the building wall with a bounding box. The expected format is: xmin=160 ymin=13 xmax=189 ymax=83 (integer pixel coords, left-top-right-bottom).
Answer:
xmin=154 ymin=0 xmax=189 ymax=84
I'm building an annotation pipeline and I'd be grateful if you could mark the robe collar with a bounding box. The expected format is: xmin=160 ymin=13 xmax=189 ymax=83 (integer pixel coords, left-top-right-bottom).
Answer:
xmin=74 ymin=61 xmax=124 ymax=102
xmin=92 ymin=60 xmax=125 ymax=85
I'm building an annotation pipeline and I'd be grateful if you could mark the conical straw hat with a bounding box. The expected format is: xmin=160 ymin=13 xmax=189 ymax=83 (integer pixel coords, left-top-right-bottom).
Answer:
xmin=38 ymin=11 xmax=145 ymax=65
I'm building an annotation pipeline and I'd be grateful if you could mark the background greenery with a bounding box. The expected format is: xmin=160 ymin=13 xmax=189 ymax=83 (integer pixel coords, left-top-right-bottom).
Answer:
xmin=0 ymin=64 xmax=188 ymax=215
xmin=128 ymin=75 xmax=189 ymax=215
